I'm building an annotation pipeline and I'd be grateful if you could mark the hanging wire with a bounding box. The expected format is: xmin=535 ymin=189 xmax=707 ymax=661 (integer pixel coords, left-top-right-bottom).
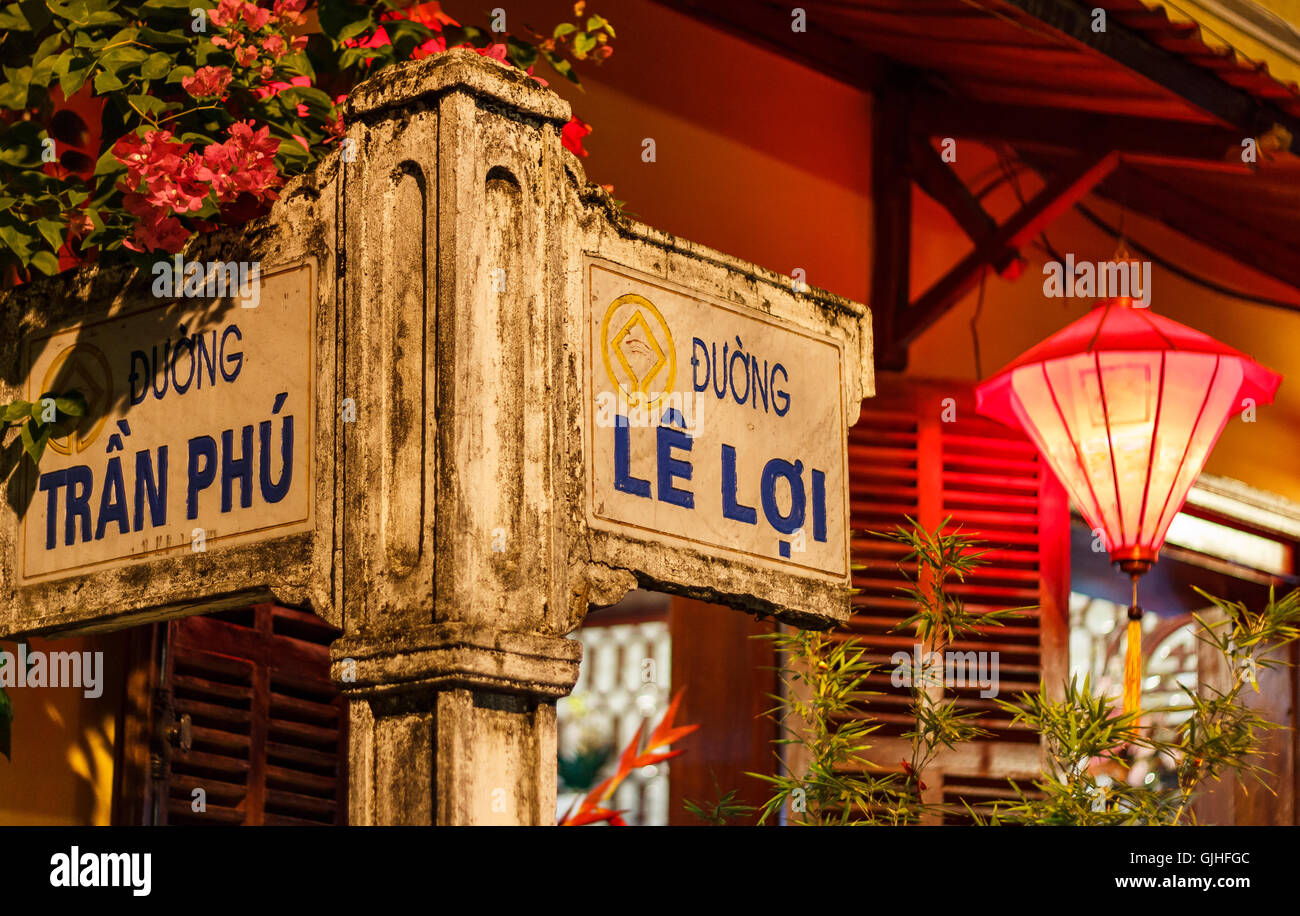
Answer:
xmin=970 ymin=266 xmax=987 ymax=380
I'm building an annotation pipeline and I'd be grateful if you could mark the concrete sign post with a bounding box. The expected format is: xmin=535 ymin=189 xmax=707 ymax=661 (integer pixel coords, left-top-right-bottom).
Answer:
xmin=0 ymin=50 xmax=872 ymax=825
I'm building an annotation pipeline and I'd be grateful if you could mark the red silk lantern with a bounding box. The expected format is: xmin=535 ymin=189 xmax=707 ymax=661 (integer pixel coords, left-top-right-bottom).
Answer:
xmin=975 ymin=296 xmax=1282 ymax=715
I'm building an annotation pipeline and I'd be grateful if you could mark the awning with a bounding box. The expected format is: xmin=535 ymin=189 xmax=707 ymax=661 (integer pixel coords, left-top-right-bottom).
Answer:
xmin=1127 ymin=0 xmax=1300 ymax=114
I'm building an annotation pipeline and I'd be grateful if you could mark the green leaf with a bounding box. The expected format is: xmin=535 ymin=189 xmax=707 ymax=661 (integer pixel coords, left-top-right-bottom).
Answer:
xmin=276 ymin=137 xmax=310 ymax=164
xmin=335 ymin=17 xmax=373 ymax=42
xmin=93 ymin=69 xmax=124 ymax=93
xmin=543 ymin=50 xmax=577 ymax=84
xmin=20 ymin=420 xmax=50 ymax=465
xmin=573 ymin=32 xmax=596 ymax=56
xmin=59 ymin=59 xmax=92 ymax=97
xmin=127 ymin=93 xmax=166 ymax=116
xmin=35 ymin=218 xmax=65 ymax=252
xmin=586 ymin=16 xmax=607 ymax=32
xmin=141 ymin=51 xmax=171 ymax=80
xmin=0 ymin=79 xmax=28 ymax=109
xmin=165 ymin=64 xmax=195 ymax=84
xmin=552 ymin=22 xmax=576 ymax=38
xmin=138 ymin=25 xmax=191 ymax=47
xmin=0 ymin=224 xmax=34 ymax=259
xmin=30 ymin=250 xmax=60 ymax=275
xmin=0 ymin=0 xmax=31 ymax=29
xmin=55 ymin=391 xmax=87 ymax=417
xmin=2 ymin=401 xmax=31 ymax=423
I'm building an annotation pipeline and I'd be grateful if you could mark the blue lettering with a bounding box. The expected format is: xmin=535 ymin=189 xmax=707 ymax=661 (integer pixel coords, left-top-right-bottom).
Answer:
xmin=187 ymin=435 xmax=217 ymax=519
xmin=721 ymin=444 xmax=757 ymax=525
xmin=128 ymin=351 xmax=150 ymax=406
xmin=811 ymin=468 xmax=827 ymax=542
xmin=656 ymin=409 xmax=693 ymax=509
xmin=614 ymin=415 xmax=651 ymax=498
xmin=134 ymin=447 xmax=167 ymax=531
xmin=64 ymin=465 xmax=93 ymax=545
xmin=760 ymin=458 xmax=805 ymax=535
xmin=259 ymin=394 xmax=292 ymax=504
xmin=39 ymin=469 xmax=66 ymax=550
xmin=221 ymin=425 xmax=254 ymax=512
xmin=691 ymin=338 xmax=710 ymax=392
xmin=94 ymin=456 xmax=129 ymax=540
xmin=220 ymin=324 xmax=244 ymax=383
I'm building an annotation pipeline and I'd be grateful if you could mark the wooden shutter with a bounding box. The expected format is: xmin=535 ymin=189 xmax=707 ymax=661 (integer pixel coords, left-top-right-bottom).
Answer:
xmin=849 ymin=373 xmax=1069 ymax=821
xmin=115 ymin=604 xmax=347 ymax=825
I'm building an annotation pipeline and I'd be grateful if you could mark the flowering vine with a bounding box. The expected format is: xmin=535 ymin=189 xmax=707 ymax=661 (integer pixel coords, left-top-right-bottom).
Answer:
xmin=0 ymin=0 xmax=615 ymax=286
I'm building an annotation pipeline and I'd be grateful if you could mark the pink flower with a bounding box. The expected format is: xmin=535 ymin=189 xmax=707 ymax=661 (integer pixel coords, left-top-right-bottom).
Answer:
xmin=240 ymin=2 xmax=271 ymax=30
xmin=201 ymin=120 xmax=283 ymax=205
xmin=262 ymin=33 xmax=286 ymax=58
xmin=208 ymin=0 xmax=243 ymax=28
xmin=121 ymin=193 xmax=192 ymax=253
xmin=272 ymin=0 xmax=306 ymax=24
xmin=181 ymin=65 xmax=233 ymax=100
xmin=235 ymin=44 xmax=258 ymax=66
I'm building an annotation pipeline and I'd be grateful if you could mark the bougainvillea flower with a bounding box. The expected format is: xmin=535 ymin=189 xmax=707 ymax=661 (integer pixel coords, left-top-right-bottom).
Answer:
xmin=208 ymin=0 xmax=243 ymax=28
xmin=262 ymin=33 xmax=286 ymax=59
xmin=121 ymin=193 xmax=191 ymax=253
xmin=253 ymin=74 xmax=310 ymax=101
xmin=272 ymin=0 xmax=307 ymax=25
xmin=181 ymin=66 xmax=233 ymax=100
xmin=562 ymin=116 xmax=591 ymax=157
xmin=239 ymin=1 xmax=271 ymax=30
xmin=410 ymin=35 xmax=448 ymax=60
xmin=201 ymin=121 xmax=283 ymax=204
xmin=406 ymin=1 xmax=457 ymax=28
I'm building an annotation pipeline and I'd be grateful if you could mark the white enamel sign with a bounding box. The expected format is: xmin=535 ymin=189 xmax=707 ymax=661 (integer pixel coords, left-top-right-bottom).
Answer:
xmin=19 ymin=261 xmax=314 ymax=583
xmin=585 ymin=258 xmax=849 ymax=581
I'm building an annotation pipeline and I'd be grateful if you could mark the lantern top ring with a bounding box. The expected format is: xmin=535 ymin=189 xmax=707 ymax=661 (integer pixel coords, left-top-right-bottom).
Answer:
xmin=1111 ymin=545 xmax=1156 ymax=578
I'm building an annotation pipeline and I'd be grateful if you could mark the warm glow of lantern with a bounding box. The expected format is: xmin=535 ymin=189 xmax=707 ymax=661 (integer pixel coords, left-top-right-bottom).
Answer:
xmin=975 ymin=298 xmax=1282 ymax=574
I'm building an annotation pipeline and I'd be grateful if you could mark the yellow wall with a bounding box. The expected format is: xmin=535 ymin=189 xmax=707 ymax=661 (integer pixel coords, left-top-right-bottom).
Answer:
xmin=0 ymin=632 xmax=123 ymax=825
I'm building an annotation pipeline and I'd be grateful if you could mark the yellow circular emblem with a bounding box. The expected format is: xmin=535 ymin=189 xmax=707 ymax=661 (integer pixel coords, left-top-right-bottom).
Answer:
xmin=599 ymin=293 xmax=676 ymax=413
xmin=41 ymin=343 xmax=112 ymax=455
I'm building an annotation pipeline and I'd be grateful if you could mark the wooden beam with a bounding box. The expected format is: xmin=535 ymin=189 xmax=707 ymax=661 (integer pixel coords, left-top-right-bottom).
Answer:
xmin=999 ymin=0 xmax=1300 ymax=141
xmin=909 ymin=135 xmax=1023 ymax=276
xmin=896 ymin=150 xmax=1120 ymax=346
xmin=911 ymin=90 xmax=1250 ymax=171
xmin=910 ymin=135 xmax=996 ymax=241
xmin=871 ymin=80 xmax=913 ymax=369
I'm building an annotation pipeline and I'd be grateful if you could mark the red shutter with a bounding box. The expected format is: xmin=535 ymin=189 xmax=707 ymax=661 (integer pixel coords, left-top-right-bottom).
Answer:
xmin=849 ymin=374 xmax=1069 ymax=820
xmin=113 ymin=604 xmax=348 ymax=825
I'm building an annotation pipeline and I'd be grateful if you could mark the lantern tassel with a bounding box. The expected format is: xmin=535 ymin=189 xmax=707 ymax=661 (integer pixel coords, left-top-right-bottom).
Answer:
xmin=1123 ymin=614 xmax=1142 ymax=718
xmin=1123 ymin=574 xmax=1143 ymax=720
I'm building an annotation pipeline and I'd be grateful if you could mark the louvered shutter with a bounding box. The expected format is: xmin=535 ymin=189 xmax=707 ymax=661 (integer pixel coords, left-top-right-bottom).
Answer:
xmin=849 ymin=374 xmax=1069 ymax=821
xmin=163 ymin=604 xmax=347 ymax=825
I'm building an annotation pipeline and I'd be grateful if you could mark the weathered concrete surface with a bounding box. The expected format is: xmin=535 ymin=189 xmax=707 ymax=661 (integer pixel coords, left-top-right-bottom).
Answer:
xmin=0 ymin=48 xmax=873 ymax=824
